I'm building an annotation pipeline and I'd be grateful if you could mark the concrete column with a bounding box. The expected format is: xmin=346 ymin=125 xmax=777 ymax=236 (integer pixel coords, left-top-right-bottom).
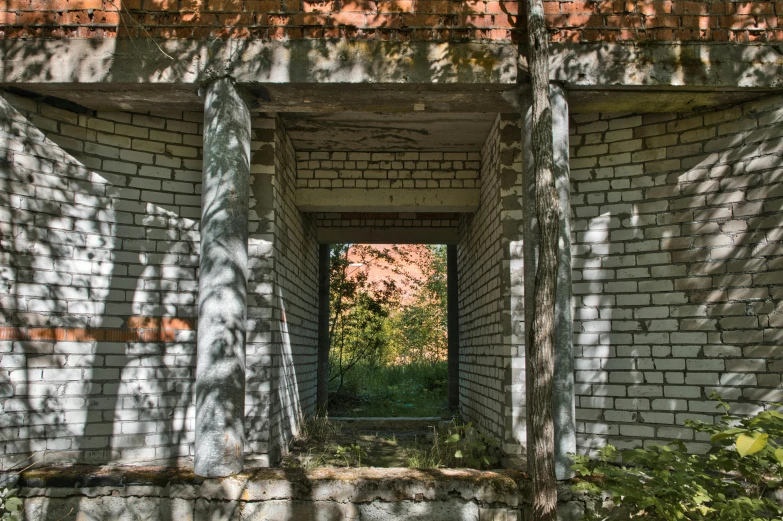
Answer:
xmin=521 ymin=84 xmax=576 ymax=480
xmin=317 ymin=244 xmax=331 ymax=414
xmin=447 ymin=245 xmax=460 ymax=410
xmin=195 ymin=77 xmax=251 ymax=477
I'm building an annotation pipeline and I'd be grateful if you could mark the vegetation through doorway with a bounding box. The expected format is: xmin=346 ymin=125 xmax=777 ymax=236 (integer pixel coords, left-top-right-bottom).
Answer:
xmin=327 ymin=243 xmax=450 ymax=419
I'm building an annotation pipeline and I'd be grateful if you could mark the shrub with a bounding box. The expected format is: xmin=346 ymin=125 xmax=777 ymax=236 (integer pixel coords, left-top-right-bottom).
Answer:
xmin=572 ymin=396 xmax=783 ymax=520
xmin=405 ymin=420 xmax=502 ymax=470
xmin=1 ymin=481 xmax=21 ymax=521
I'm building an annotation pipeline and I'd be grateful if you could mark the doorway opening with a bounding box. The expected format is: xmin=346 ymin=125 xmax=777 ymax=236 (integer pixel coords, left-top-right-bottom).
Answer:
xmin=327 ymin=243 xmax=450 ymax=419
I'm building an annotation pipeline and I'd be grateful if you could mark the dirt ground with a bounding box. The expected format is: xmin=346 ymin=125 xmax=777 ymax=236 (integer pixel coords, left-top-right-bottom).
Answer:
xmin=281 ymin=425 xmax=437 ymax=468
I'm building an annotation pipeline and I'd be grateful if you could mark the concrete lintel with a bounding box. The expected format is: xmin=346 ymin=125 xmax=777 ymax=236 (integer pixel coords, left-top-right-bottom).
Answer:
xmin=4 ymin=40 xmax=780 ymax=115
xmin=316 ymin=226 xmax=460 ymax=245
xmin=3 ymin=39 xmax=782 ymax=90
xmin=542 ymin=42 xmax=783 ymax=89
xmin=297 ymin=188 xmax=479 ymax=213
xmin=9 ymin=82 xmax=519 ymax=114
xmin=0 ymin=39 xmax=516 ymax=86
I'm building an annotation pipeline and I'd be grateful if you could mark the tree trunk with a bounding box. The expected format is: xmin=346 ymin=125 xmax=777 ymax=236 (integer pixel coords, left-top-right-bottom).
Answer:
xmin=317 ymin=244 xmax=331 ymax=415
xmin=525 ymin=1 xmax=558 ymax=520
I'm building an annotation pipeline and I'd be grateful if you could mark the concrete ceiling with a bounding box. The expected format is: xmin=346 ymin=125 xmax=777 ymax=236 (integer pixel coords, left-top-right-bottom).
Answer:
xmin=10 ymin=83 xmax=768 ymax=117
xmin=279 ymin=112 xmax=498 ymax=151
xmin=6 ymin=84 xmax=769 ymax=154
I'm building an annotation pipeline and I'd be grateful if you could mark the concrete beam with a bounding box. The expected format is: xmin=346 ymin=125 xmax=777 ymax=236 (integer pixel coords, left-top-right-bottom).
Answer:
xmin=566 ymin=88 xmax=767 ymax=114
xmin=543 ymin=42 xmax=783 ymax=89
xmin=0 ymin=39 xmax=516 ymax=86
xmin=316 ymin=226 xmax=460 ymax=245
xmin=9 ymin=82 xmax=769 ymax=116
xmin=281 ymin=112 xmax=497 ymax=151
xmin=2 ymin=40 xmax=778 ymax=116
xmin=195 ymin=77 xmax=251 ymax=478
xmin=7 ymin=82 xmax=519 ymax=114
xmin=3 ymin=39 xmax=781 ymax=91
xmin=297 ymin=188 xmax=480 ymax=213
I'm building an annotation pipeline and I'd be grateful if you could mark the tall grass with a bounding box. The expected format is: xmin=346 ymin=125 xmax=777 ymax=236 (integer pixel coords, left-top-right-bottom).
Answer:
xmin=329 ymin=360 xmax=449 ymax=417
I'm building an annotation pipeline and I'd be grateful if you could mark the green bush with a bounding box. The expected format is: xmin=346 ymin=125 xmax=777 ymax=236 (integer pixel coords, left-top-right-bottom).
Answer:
xmin=405 ymin=420 xmax=502 ymax=470
xmin=1 ymin=486 xmax=21 ymax=521
xmin=572 ymin=396 xmax=783 ymax=520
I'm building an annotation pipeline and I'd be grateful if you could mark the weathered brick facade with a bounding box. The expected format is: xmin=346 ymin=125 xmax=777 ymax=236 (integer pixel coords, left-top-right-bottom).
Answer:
xmin=455 ymin=93 xmax=783 ymax=457
xmin=2 ymin=86 xmax=782 ymax=471
xmin=296 ymin=150 xmax=480 ymax=189
xmin=1 ymin=0 xmax=782 ymax=516
xmin=457 ymin=115 xmax=506 ymax=442
xmin=569 ymin=94 xmax=783 ymax=452
xmin=457 ymin=114 xmax=526 ymax=463
xmin=0 ymin=93 xmax=319 ymax=469
xmin=2 ymin=1 xmax=782 ymax=42
xmin=1 ymin=4 xmax=783 ymax=490
xmin=0 ymin=93 xmax=205 ymax=469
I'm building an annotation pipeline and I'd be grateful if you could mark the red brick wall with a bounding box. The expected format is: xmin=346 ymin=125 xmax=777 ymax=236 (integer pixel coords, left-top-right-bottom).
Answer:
xmin=1 ymin=1 xmax=781 ymax=42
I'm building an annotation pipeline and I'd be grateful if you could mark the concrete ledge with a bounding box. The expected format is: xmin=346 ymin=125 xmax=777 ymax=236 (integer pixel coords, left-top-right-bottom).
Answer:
xmin=13 ymin=465 xmax=589 ymax=521
xmin=329 ymin=417 xmax=449 ymax=430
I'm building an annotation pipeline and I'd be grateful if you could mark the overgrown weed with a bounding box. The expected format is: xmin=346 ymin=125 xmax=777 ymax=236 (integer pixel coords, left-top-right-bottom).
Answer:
xmin=329 ymin=360 xmax=449 ymax=417
xmin=572 ymin=395 xmax=783 ymax=520
xmin=404 ymin=419 xmax=503 ymax=470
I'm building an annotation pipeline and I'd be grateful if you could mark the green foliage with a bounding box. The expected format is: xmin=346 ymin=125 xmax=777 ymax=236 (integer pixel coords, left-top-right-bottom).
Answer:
xmin=1 ymin=487 xmax=21 ymax=521
xmin=300 ymin=413 xmax=341 ymax=442
xmin=405 ymin=443 xmax=445 ymax=469
xmin=334 ymin=443 xmax=367 ymax=467
xmin=387 ymin=245 xmax=448 ymax=363
xmin=328 ymin=244 xmax=449 ymax=394
xmin=328 ymin=244 xmax=400 ymax=395
xmin=328 ymin=360 xmax=448 ymax=417
xmin=572 ymin=397 xmax=783 ymax=521
xmin=405 ymin=420 xmax=502 ymax=470
xmin=285 ymin=448 xmax=328 ymax=470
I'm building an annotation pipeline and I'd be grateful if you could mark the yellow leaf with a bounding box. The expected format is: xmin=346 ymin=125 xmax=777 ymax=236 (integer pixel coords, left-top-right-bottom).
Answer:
xmin=775 ymin=448 xmax=783 ymax=464
xmin=736 ymin=432 xmax=768 ymax=458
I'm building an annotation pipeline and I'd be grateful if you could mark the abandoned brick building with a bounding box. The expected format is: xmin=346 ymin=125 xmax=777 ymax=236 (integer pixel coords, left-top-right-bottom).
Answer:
xmin=0 ymin=0 xmax=782 ymax=518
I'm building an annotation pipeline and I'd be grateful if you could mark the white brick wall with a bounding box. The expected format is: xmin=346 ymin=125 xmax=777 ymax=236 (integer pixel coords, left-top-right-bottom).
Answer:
xmin=271 ymin=116 xmax=319 ymax=462
xmin=296 ymin=151 xmax=480 ymax=189
xmin=457 ymin=115 xmax=526 ymax=463
xmin=0 ymin=95 xmax=320 ymax=470
xmin=246 ymin=115 xmax=319 ymax=464
xmin=457 ymin=116 xmax=506 ymax=443
xmin=0 ymin=93 xmax=203 ymax=469
xmin=570 ymin=94 xmax=783 ymax=453
xmin=3 ymin=87 xmax=781 ymax=470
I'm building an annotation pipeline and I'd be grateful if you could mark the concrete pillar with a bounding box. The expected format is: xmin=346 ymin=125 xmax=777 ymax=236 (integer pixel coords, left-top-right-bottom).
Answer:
xmin=317 ymin=243 xmax=331 ymax=414
xmin=521 ymin=83 xmax=576 ymax=480
xmin=195 ymin=77 xmax=251 ymax=477
xmin=447 ymin=245 xmax=460 ymax=410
